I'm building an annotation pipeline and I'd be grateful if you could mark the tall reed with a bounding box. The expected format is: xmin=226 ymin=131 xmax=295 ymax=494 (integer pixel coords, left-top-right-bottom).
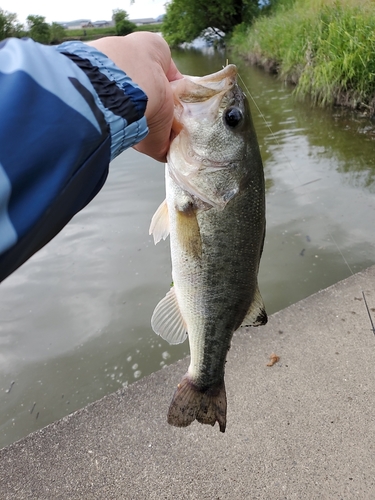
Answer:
xmin=231 ymin=0 xmax=375 ymax=112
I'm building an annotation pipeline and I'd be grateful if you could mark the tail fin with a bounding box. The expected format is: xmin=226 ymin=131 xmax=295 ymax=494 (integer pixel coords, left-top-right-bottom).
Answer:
xmin=167 ymin=374 xmax=227 ymax=433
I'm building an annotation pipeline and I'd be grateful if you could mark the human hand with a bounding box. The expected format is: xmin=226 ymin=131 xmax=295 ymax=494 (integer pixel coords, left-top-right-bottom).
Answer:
xmin=87 ymin=32 xmax=182 ymax=162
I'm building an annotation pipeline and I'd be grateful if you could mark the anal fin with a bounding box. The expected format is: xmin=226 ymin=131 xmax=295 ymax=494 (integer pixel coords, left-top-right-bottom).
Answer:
xmin=241 ymin=286 xmax=268 ymax=327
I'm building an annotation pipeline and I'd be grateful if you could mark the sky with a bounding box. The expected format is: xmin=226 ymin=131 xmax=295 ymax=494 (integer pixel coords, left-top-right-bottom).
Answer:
xmin=0 ymin=0 xmax=167 ymax=24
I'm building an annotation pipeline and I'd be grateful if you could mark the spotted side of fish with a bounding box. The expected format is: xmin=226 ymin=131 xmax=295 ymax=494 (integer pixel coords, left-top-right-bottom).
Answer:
xmin=149 ymin=64 xmax=267 ymax=433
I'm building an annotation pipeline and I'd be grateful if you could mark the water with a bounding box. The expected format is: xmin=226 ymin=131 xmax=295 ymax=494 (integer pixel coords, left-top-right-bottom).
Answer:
xmin=1 ymin=47 xmax=374 ymax=449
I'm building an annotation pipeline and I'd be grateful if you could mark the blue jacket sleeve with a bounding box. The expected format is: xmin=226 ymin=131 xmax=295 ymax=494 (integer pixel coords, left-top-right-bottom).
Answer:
xmin=0 ymin=38 xmax=148 ymax=283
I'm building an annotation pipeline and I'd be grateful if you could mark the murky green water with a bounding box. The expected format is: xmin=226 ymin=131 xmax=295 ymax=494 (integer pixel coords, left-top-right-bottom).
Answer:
xmin=1 ymin=47 xmax=374 ymax=449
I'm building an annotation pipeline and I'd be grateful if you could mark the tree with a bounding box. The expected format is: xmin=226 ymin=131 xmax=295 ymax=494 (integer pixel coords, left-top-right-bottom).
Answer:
xmin=0 ymin=8 xmax=23 ymax=40
xmin=112 ymin=9 xmax=136 ymax=36
xmin=162 ymin=0 xmax=260 ymax=46
xmin=50 ymin=22 xmax=66 ymax=45
xmin=27 ymin=15 xmax=51 ymax=44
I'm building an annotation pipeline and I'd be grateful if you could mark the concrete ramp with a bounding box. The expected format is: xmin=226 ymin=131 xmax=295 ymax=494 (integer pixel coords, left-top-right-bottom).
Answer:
xmin=1 ymin=266 xmax=375 ymax=499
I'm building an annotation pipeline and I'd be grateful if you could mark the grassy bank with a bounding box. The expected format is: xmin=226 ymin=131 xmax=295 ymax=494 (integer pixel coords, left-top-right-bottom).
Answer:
xmin=231 ymin=0 xmax=375 ymax=114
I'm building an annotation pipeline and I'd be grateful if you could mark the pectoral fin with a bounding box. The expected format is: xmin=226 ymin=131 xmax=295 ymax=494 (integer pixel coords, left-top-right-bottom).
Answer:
xmin=241 ymin=286 xmax=268 ymax=327
xmin=151 ymin=287 xmax=188 ymax=345
xmin=149 ymin=199 xmax=169 ymax=244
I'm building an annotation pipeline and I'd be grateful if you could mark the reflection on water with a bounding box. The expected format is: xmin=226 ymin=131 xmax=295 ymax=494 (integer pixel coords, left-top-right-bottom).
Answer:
xmin=1 ymin=47 xmax=375 ymax=449
xmin=0 ymin=148 xmax=188 ymax=447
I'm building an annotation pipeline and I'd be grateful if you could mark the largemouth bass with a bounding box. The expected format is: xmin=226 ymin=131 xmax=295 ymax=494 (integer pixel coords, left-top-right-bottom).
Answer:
xmin=150 ymin=64 xmax=267 ymax=433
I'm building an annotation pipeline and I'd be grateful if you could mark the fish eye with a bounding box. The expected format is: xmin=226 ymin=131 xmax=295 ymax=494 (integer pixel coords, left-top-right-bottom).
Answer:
xmin=224 ymin=107 xmax=243 ymax=128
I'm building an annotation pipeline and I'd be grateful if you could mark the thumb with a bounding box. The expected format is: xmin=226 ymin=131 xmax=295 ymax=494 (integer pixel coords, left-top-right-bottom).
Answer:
xmin=166 ymin=60 xmax=183 ymax=83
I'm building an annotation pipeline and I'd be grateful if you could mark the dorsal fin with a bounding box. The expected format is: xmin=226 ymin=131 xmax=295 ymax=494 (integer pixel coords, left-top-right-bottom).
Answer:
xmin=149 ymin=199 xmax=169 ymax=244
xmin=241 ymin=286 xmax=268 ymax=327
xmin=151 ymin=287 xmax=188 ymax=345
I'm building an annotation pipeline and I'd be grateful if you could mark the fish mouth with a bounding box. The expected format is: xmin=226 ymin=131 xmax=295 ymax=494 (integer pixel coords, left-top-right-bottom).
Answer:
xmin=170 ymin=64 xmax=238 ymax=137
xmin=173 ymin=64 xmax=237 ymax=103
xmin=187 ymin=64 xmax=237 ymax=89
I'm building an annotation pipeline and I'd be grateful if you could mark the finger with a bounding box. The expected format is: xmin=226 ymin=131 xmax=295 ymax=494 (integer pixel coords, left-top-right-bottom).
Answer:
xmin=166 ymin=60 xmax=183 ymax=82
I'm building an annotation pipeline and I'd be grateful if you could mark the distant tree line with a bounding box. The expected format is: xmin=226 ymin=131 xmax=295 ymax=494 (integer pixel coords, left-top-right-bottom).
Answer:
xmin=0 ymin=8 xmax=136 ymax=44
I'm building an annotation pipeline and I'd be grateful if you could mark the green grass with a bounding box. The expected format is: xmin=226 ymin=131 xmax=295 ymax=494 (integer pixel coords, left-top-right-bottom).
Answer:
xmin=63 ymin=27 xmax=116 ymax=41
xmin=134 ymin=23 xmax=162 ymax=33
xmin=231 ymin=0 xmax=375 ymax=113
xmin=63 ymin=23 xmax=162 ymax=42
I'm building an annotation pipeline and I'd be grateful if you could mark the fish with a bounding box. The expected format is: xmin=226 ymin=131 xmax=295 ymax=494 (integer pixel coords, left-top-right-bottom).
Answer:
xmin=149 ymin=64 xmax=267 ymax=433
